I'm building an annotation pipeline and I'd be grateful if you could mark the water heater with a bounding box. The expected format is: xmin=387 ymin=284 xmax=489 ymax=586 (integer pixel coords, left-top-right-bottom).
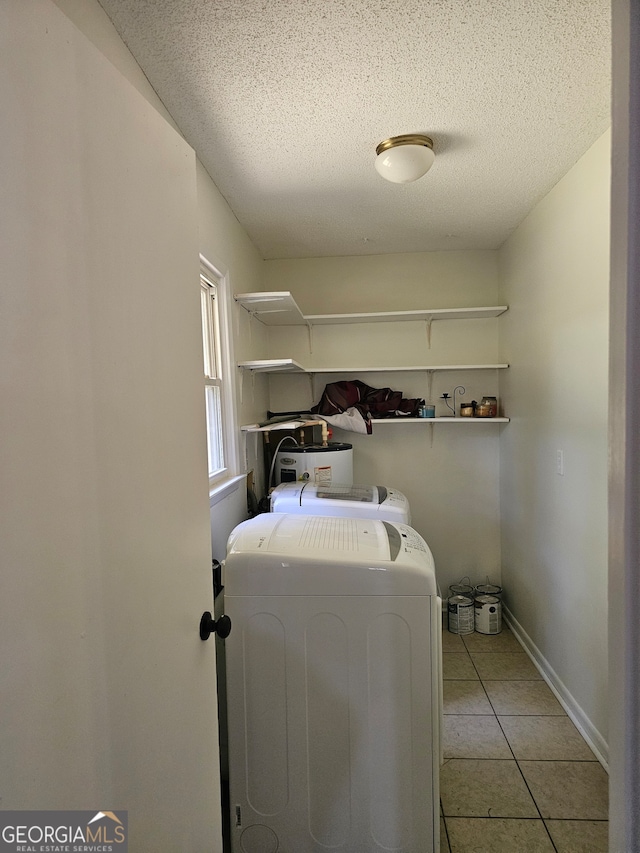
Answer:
xmin=275 ymin=441 xmax=353 ymax=485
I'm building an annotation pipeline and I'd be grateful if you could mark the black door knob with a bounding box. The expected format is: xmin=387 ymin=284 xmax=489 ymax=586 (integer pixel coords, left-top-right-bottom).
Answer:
xmin=199 ymin=611 xmax=232 ymax=641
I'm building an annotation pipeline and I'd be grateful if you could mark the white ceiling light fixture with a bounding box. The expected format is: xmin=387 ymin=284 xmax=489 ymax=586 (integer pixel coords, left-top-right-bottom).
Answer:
xmin=375 ymin=134 xmax=435 ymax=183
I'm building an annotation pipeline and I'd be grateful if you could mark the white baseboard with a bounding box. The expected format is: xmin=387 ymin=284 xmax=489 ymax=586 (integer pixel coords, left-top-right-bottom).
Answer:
xmin=503 ymin=606 xmax=609 ymax=771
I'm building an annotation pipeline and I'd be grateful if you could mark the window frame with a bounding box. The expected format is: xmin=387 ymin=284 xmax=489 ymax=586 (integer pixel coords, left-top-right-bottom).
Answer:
xmin=199 ymin=255 xmax=240 ymax=494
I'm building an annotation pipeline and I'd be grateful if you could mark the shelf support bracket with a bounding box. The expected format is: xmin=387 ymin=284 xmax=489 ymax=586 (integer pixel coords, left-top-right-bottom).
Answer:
xmin=247 ymin=311 xmax=256 ymax=347
xmin=426 ymin=369 xmax=435 ymax=404
xmin=239 ymin=368 xmax=256 ymax=405
xmin=308 ymin=373 xmax=315 ymax=406
xmin=238 ymin=367 xmax=245 ymax=405
xmin=425 ymin=318 xmax=433 ymax=350
xmin=307 ymin=322 xmax=313 ymax=355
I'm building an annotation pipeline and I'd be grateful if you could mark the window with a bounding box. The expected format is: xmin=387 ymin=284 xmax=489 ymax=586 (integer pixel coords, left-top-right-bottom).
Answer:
xmin=200 ymin=261 xmax=237 ymax=489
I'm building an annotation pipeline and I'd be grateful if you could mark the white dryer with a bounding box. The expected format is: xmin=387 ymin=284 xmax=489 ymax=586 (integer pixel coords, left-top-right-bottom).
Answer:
xmin=270 ymin=481 xmax=411 ymax=524
xmin=222 ymin=513 xmax=441 ymax=853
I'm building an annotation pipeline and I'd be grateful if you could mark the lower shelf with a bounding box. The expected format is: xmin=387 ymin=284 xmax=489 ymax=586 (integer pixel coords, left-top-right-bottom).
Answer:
xmin=372 ymin=417 xmax=509 ymax=424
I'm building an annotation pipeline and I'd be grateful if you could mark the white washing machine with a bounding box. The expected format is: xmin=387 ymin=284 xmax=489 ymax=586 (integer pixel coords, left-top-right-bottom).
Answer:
xmin=270 ymin=481 xmax=411 ymax=524
xmin=222 ymin=513 xmax=441 ymax=853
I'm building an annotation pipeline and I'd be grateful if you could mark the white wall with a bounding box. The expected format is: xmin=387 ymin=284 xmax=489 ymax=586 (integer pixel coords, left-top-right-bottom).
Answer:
xmin=2 ymin=4 xmax=276 ymax=846
xmin=263 ymin=251 xmax=505 ymax=594
xmin=1 ymin=4 xmax=225 ymax=847
xmin=54 ymin=0 xmax=271 ymax=551
xmin=53 ymin=0 xmax=178 ymax=129
xmin=264 ymin=250 xmax=500 ymax=313
xmin=498 ymin=130 xmax=610 ymax=757
xmin=195 ymin=159 xmax=270 ymax=550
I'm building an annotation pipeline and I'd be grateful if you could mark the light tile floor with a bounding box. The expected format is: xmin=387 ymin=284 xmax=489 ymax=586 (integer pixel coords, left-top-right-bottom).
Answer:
xmin=440 ymin=625 xmax=609 ymax=853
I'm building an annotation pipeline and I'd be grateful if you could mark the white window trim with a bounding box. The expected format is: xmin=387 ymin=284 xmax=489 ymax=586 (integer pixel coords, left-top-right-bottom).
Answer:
xmin=209 ymin=473 xmax=245 ymax=508
xmin=200 ymin=254 xmax=241 ymax=494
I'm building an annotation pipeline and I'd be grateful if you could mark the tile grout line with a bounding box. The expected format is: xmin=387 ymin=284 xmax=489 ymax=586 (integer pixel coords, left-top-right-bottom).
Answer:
xmin=446 ymin=629 xmax=561 ymax=850
xmin=491 ymin=699 xmax=560 ymax=851
xmin=468 ymin=658 xmax=549 ymax=823
xmin=475 ymin=628 xmax=558 ymax=848
xmin=442 ymin=629 xmax=608 ymax=849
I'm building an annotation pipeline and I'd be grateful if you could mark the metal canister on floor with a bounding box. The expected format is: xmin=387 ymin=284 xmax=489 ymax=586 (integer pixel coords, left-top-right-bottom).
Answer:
xmin=449 ymin=581 xmax=474 ymax=598
xmin=474 ymin=594 xmax=502 ymax=634
xmin=474 ymin=582 xmax=502 ymax=599
xmin=448 ymin=595 xmax=475 ymax=634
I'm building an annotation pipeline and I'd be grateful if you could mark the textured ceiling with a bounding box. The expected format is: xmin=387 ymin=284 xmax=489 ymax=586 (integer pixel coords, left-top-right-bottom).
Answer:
xmin=97 ymin=0 xmax=610 ymax=259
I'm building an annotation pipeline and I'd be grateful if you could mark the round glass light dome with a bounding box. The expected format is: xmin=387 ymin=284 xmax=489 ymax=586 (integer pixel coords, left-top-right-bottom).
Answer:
xmin=375 ymin=134 xmax=435 ymax=183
